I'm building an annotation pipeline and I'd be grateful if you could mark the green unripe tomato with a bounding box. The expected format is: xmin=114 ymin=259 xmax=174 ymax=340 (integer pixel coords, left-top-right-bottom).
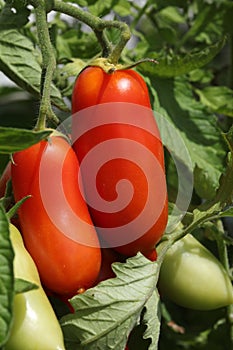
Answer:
xmin=5 ymin=224 xmax=65 ymax=350
xmin=158 ymin=233 xmax=233 ymax=310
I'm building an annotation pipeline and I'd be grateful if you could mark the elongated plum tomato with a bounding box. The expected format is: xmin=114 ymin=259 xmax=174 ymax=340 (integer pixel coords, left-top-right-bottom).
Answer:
xmin=158 ymin=234 xmax=233 ymax=310
xmin=5 ymin=224 xmax=65 ymax=350
xmin=71 ymin=66 xmax=168 ymax=257
xmin=11 ymin=136 xmax=101 ymax=296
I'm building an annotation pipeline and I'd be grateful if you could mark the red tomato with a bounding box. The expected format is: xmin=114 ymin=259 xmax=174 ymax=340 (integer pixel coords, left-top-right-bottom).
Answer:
xmin=144 ymin=248 xmax=158 ymax=262
xmin=72 ymin=66 xmax=152 ymax=110
xmin=11 ymin=136 xmax=101 ymax=296
xmin=72 ymin=66 xmax=168 ymax=257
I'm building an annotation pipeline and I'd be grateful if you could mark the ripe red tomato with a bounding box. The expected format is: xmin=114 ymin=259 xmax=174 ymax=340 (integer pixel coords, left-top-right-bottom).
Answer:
xmin=72 ymin=66 xmax=152 ymax=110
xmin=72 ymin=66 xmax=168 ymax=257
xmin=11 ymin=136 xmax=101 ymax=296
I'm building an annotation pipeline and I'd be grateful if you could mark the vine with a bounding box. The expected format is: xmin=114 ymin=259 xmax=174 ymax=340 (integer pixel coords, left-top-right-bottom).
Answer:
xmin=27 ymin=0 xmax=131 ymax=129
xmin=32 ymin=0 xmax=58 ymax=130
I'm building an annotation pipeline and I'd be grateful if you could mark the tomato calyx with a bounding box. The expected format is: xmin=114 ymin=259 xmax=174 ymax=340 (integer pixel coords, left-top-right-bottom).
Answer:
xmin=36 ymin=128 xmax=71 ymax=146
xmin=86 ymin=57 xmax=159 ymax=74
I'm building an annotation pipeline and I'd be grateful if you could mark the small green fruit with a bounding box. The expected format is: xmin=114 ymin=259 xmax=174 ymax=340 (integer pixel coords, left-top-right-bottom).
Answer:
xmin=158 ymin=234 xmax=233 ymax=310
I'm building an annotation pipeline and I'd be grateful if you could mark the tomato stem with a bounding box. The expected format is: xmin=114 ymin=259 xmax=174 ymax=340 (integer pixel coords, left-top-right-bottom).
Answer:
xmin=53 ymin=0 xmax=131 ymax=64
xmin=32 ymin=0 xmax=58 ymax=131
xmin=53 ymin=0 xmax=110 ymax=56
xmin=106 ymin=22 xmax=131 ymax=64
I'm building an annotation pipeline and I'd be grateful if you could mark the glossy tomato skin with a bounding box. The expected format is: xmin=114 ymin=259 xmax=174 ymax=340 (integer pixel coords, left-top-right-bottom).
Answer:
xmin=72 ymin=66 xmax=152 ymax=110
xmin=11 ymin=136 xmax=101 ymax=296
xmin=72 ymin=66 xmax=168 ymax=257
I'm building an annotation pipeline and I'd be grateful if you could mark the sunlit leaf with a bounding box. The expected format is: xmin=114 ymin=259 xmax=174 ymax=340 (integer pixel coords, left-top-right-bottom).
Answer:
xmin=0 ymin=127 xmax=52 ymax=154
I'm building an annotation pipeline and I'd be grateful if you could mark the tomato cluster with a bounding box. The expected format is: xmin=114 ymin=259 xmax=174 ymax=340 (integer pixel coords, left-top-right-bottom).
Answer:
xmin=2 ymin=66 xmax=168 ymax=299
xmin=1 ymin=67 xmax=233 ymax=350
xmin=1 ymin=66 xmax=232 ymax=317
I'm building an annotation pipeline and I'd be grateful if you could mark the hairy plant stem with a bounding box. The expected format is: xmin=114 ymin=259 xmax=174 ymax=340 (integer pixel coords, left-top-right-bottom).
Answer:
xmin=32 ymin=0 xmax=58 ymax=130
xmin=53 ymin=0 xmax=131 ymax=64
xmin=29 ymin=0 xmax=131 ymax=130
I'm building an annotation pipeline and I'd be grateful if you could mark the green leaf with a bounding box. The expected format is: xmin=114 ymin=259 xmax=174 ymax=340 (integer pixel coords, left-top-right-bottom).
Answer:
xmin=88 ymin=0 xmax=118 ymax=17
xmin=143 ymin=290 xmax=161 ymax=349
xmin=14 ymin=278 xmax=39 ymax=294
xmin=158 ymin=6 xmax=186 ymax=24
xmin=0 ymin=29 xmax=68 ymax=111
xmin=189 ymin=68 xmax=213 ymax=84
xmin=0 ymin=85 xmax=21 ymax=98
xmin=113 ymin=0 xmax=132 ymax=17
xmin=185 ymin=154 xmax=233 ymax=232
xmin=149 ymin=76 xmax=226 ymax=200
xmin=139 ymin=37 xmax=226 ymax=78
xmin=195 ymin=86 xmax=233 ymax=117
xmin=58 ymin=59 xmax=87 ymax=97
xmin=217 ymin=207 xmax=233 ymax=218
xmin=0 ymin=0 xmax=30 ymax=29
xmin=223 ymin=125 xmax=233 ymax=154
xmin=58 ymin=30 xmax=101 ymax=60
xmin=0 ymin=204 xmax=14 ymax=347
xmin=59 ymin=59 xmax=86 ymax=80
xmin=6 ymin=195 xmax=31 ymax=221
xmin=0 ymin=127 xmax=52 ymax=154
xmin=179 ymin=5 xmax=217 ymax=45
xmin=61 ymin=254 xmax=159 ymax=350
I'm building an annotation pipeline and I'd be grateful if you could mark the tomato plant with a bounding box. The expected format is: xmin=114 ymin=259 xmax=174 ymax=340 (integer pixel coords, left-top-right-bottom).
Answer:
xmin=0 ymin=1 xmax=233 ymax=350
xmin=11 ymin=136 xmax=101 ymax=296
xmin=72 ymin=66 xmax=168 ymax=257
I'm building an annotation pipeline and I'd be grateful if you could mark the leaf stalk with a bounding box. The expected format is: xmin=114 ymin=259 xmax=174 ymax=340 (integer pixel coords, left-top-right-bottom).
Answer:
xmin=53 ymin=0 xmax=131 ymax=64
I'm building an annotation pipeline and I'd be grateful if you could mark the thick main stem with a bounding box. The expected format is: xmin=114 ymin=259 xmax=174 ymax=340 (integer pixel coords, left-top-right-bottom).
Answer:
xmin=33 ymin=0 xmax=57 ymax=130
xmin=53 ymin=0 xmax=131 ymax=64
